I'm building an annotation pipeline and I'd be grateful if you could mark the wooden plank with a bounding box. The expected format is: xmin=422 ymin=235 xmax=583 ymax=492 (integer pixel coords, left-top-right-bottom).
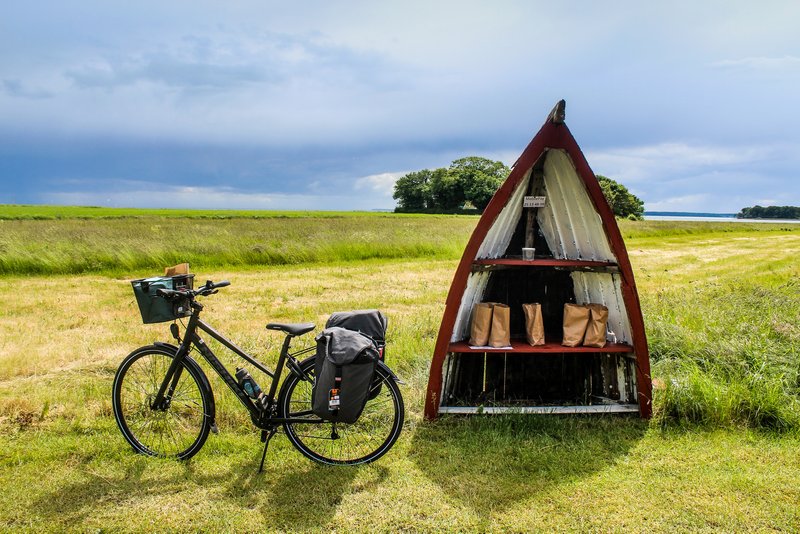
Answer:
xmin=438 ymin=404 xmax=639 ymax=415
xmin=523 ymin=164 xmax=544 ymax=248
xmin=448 ymin=340 xmax=634 ymax=354
xmin=473 ymin=258 xmax=617 ymax=268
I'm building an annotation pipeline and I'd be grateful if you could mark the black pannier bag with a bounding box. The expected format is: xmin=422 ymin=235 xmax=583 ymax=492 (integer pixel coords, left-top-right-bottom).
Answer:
xmin=312 ymin=327 xmax=380 ymax=424
xmin=325 ymin=310 xmax=387 ymax=357
xmin=325 ymin=310 xmax=387 ymax=398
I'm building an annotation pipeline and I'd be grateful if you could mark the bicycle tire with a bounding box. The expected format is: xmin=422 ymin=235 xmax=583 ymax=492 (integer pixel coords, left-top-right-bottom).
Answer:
xmin=278 ymin=356 xmax=404 ymax=465
xmin=112 ymin=344 xmax=213 ymax=460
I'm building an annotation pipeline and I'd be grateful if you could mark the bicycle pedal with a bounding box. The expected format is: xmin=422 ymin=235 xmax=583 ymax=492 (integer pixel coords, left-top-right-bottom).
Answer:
xmin=210 ymin=422 xmax=219 ymax=434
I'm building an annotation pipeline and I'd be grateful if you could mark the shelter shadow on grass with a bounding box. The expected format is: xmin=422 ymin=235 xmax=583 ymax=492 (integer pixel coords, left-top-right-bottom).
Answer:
xmin=410 ymin=415 xmax=647 ymax=513
xmin=23 ymin=437 xmax=362 ymax=531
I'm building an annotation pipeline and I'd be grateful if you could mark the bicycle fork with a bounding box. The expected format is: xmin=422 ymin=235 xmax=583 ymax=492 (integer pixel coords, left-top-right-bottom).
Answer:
xmin=151 ymin=345 xmax=189 ymax=410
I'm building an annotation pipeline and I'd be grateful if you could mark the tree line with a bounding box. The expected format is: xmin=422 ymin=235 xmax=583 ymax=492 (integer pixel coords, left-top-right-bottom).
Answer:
xmin=596 ymin=175 xmax=644 ymax=220
xmin=392 ymin=157 xmax=510 ymax=212
xmin=393 ymin=157 xmax=644 ymax=219
xmin=737 ymin=205 xmax=800 ymax=219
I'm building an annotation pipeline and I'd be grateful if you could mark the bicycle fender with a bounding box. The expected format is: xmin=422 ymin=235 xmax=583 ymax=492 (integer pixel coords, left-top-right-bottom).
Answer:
xmin=377 ymin=361 xmax=405 ymax=385
xmin=153 ymin=341 xmax=180 ymax=352
xmin=151 ymin=342 xmax=217 ymax=429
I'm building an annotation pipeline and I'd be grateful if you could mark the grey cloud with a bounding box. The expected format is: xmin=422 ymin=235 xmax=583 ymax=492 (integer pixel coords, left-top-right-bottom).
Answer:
xmin=63 ymin=31 xmax=397 ymax=93
xmin=2 ymin=79 xmax=54 ymax=99
xmin=66 ymin=56 xmax=276 ymax=91
xmin=711 ymin=56 xmax=800 ymax=70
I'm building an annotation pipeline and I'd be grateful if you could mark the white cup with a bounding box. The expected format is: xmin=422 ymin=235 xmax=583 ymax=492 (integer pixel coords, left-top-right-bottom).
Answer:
xmin=522 ymin=247 xmax=535 ymax=261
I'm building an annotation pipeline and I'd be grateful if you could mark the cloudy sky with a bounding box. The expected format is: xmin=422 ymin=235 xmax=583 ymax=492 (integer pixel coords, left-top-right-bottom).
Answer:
xmin=1 ymin=1 xmax=799 ymax=212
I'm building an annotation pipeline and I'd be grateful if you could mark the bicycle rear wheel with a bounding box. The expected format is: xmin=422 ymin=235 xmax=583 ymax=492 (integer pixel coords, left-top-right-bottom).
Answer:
xmin=112 ymin=345 xmax=212 ymax=460
xmin=278 ymin=357 xmax=404 ymax=465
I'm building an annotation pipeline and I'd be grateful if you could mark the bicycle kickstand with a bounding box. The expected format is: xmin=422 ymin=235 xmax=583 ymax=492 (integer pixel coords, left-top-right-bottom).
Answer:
xmin=258 ymin=428 xmax=277 ymax=473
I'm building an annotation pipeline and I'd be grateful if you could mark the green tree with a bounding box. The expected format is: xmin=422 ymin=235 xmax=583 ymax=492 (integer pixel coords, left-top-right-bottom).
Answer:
xmin=428 ymin=168 xmax=464 ymax=210
xmin=596 ymin=175 xmax=644 ymax=220
xmin=391 ymin=156 xmax=510 ymax=212
xmin=392 ymin=169 xmax=434 ymax=210
xmin=737 ymin=205 xmax=800 ymax=219
xmin=449 ymin=157 xmax=510 ymax=210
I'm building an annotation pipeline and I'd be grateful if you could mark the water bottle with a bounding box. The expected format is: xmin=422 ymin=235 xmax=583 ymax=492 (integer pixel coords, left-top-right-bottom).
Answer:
xmin=235 ymin=367 xmax=263 ymax=400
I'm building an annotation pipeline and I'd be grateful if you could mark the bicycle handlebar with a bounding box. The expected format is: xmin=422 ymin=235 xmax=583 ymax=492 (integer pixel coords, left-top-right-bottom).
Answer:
xmin=156 ymin=280 xmax=230 ymax=300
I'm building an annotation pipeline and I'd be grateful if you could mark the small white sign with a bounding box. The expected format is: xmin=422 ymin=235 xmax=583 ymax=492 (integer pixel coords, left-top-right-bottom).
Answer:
xmin=523 ymin=196 xmax=546 ymax=208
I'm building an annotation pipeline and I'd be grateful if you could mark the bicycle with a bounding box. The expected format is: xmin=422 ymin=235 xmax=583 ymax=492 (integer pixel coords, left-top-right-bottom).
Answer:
xmin=112 ymin=279 xmax=404 ymax=469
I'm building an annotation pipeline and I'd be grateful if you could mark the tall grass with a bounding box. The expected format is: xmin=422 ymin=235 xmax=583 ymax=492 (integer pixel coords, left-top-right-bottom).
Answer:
xmin=0 ymin=204 xmax=439 ymax=220
xmin=645 ymin=279 xmax=800 ymax=430
xmin=3 ymin=209 xmax=797 ymax=276
xmin=0 ymin=216 xmax=475 ymax=275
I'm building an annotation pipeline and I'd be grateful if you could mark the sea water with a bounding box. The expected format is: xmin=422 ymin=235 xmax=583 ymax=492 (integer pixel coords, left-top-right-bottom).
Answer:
xmin=644 ymin=212 xmax=800 ymax=224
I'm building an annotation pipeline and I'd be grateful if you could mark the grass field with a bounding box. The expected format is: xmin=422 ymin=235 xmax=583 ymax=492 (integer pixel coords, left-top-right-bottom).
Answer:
xmin=0 ymin=205 xmax=424 ymax=220
xmin=1 ymin=208 xmax=799 ymax=531
xmin=0 ymin=214 xmax=473 ymax=275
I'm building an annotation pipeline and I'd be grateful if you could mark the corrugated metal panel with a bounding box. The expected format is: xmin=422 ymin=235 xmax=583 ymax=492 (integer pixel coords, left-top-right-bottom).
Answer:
xmin=538 ymin=150 xmax=615 ymax=261
xmin=439 ymin=405 xmax=639 ymax=414
xmin=571 ymin=271 xmax=632 ymax=344
xmin=451 ymin=270 xmax=491 ymax=342
xmin=475 ymin=169 xmax=532 ymax=259
xmin=451 ymin=170 xmax=531 ymax=342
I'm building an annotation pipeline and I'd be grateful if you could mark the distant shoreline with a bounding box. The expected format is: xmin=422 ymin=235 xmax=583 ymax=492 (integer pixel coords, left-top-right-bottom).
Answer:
xmin=645 ymin=211 xmax=800 ymax=223
xmin=645 ymin=211 xmax=736 ymax=218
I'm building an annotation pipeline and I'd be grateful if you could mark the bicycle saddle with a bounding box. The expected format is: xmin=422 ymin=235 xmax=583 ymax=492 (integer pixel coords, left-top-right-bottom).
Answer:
xmin=266 ymin=322 xmax=316 ymax=336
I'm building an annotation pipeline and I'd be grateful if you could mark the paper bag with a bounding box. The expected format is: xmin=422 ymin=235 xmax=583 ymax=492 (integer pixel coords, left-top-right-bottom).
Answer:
xmin=469 ymin=302 xmax=494 ymax=346
xmin=522 ymin=303 xmax=545 ymax=346
xmin=489 ymin=303 xmax=511 ymax=348
xmin=583 ymin=304 xmax=609 ymax=348
xmin=164 ymin=263 xmax=190 ymax=276
xmin=562 ymin=303 xmax=590 ymax=347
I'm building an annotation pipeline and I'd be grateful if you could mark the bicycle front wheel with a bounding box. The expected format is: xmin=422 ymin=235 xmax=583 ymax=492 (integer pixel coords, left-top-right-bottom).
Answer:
xmin=112 ymin=345 xmax=212 ymax=460
xmin=279 ymin=357 xmax=404 ymax=465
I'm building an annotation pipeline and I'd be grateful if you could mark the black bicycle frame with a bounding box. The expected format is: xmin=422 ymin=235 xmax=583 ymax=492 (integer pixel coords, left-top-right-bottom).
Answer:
xmin=152 ymin=308 xmax=319 ymax=429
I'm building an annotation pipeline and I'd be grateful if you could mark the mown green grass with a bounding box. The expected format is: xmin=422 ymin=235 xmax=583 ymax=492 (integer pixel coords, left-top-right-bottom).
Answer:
xmin=1 ymin=212 xmax=800 ymax=531
xmin=617 ymin=218 xmax=800 ymax=239
xmin=2 ymin=413 xmax=797 ymax=531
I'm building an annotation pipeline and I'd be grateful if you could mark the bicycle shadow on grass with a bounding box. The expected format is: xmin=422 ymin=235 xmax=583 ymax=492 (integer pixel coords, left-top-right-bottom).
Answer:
xmin=410 ymin=414 xmax=647 ymax=513
xmin=214 ymin=443 xmax=387 ymax=531
xmin=255 ymin=462 xmax=388 ymax=530
xmin=25 ymin=437 xmax=378 ymax=531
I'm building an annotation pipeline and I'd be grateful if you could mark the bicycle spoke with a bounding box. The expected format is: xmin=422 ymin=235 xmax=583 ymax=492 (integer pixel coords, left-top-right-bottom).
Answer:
xmin=114 ymin=349 xmax=208 ymax=459
xmin=292 ymin=433 xmax=338 ymax=440
xmin=281 ymin=361 xmax=403 ymax=464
